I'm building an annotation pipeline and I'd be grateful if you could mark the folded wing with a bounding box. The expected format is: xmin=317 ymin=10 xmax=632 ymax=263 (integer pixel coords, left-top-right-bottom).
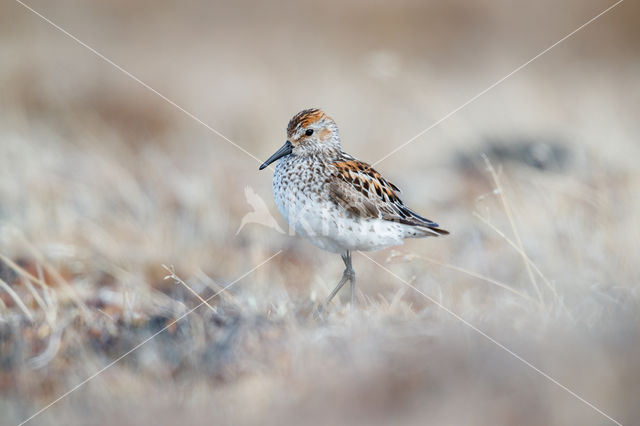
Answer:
xmin=329 ymin=158 xmax=449 ymax=236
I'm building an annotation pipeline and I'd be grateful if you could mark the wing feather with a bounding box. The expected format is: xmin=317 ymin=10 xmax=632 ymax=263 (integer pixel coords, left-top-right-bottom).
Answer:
xmin=330 ymin=158 xmax=449 ymax=236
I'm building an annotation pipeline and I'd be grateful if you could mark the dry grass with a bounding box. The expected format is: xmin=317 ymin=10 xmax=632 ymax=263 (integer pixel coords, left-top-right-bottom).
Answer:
xmin=1 ymin=0 xmax=640 ymax=425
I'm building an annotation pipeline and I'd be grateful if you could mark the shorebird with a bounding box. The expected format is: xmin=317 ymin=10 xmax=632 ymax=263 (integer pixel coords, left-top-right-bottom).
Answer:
xmin=259 ymin=108 xmax=448 ymax=307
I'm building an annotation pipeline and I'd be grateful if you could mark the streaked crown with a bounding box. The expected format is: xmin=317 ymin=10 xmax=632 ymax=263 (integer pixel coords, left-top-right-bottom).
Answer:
xmin=287 ymin=108 xmax=328 ymax=136
xmin=286 ymin=108 xmax=339 ymax=146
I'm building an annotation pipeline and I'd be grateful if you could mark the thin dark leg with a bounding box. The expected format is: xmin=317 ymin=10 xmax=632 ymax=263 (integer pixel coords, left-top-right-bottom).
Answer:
xmin=323 ymin=269 xmax=349 ymax=305
xmin=349 ymin=264 xmax=356 ymax=307
xmin=323 ymin=251 xmax=355 ymax=306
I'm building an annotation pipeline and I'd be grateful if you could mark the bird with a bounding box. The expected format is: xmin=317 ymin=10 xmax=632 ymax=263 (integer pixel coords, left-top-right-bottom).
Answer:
xmin=259 ymin=108 xmax=448 ymax=308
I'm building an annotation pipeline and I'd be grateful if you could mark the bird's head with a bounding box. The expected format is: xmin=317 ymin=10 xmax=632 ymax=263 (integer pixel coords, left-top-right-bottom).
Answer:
xmin=259 ymin=108 xmax=340 ymax=170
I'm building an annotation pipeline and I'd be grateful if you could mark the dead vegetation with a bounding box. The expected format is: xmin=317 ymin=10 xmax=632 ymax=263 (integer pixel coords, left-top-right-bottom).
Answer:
xmin=1 ymin=0 xmax=639 ymax=425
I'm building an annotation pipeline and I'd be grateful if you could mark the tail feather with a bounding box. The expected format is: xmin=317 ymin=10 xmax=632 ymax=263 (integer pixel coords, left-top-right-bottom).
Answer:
xmin=391 ymin=208 xmax=450 ymax=237
xmin=398 ymin=205 xmax=440 ymax=227
xmin=418 ymin=225 xmax=449 ymax=237
xmin=392 ymin=217 xmax=450 ymax=237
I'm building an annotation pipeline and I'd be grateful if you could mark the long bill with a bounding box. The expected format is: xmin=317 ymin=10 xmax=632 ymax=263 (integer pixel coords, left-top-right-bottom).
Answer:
xmin=258 ymin=141 xmax=293 ymax=170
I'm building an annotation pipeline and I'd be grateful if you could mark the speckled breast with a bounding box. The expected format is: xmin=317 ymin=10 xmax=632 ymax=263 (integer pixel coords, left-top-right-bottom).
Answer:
xmin=272 ymin=155 xmax=331 ymax=233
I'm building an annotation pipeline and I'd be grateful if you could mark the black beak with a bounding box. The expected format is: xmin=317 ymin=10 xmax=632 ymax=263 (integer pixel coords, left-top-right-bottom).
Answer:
xmin=259 ymin=141 xmax=293 ymax=170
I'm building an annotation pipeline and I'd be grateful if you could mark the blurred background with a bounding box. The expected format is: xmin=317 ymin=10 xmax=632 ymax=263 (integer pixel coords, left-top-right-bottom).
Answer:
xmin=1 ymin=0 xmax=639 ymax=425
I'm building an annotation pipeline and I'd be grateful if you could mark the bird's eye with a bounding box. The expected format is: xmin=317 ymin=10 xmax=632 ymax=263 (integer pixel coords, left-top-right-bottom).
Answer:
xmin=305 ymin=129 xmax=314 ymax=136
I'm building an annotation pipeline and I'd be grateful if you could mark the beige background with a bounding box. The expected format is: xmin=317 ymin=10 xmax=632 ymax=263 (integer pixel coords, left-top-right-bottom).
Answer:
xmin=1 ymin=1 xmax=639 ymax=425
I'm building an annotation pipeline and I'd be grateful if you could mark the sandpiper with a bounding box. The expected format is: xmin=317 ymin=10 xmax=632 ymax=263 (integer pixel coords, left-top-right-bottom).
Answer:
xmin=259 ymin=108 xmax=448 ymax=307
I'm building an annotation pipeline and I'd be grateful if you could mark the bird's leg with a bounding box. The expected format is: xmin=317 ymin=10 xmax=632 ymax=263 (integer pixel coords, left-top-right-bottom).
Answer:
xmin=323 ymin=251 xmax=355 ymax=307
xmin=345 ymin=251 xmax=356 ymax=307
xmin=324 ymin=267 xmax=349 ymax=306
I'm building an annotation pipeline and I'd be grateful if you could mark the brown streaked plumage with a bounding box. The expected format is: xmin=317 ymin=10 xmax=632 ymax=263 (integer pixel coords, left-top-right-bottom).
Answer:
xmin=260 ymin=108 xmax=449 ymax=309
xmin=330 ymin=158 xmax=449 ymax=236
xmin=287 ymin=108 xmax=327 ymax=139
